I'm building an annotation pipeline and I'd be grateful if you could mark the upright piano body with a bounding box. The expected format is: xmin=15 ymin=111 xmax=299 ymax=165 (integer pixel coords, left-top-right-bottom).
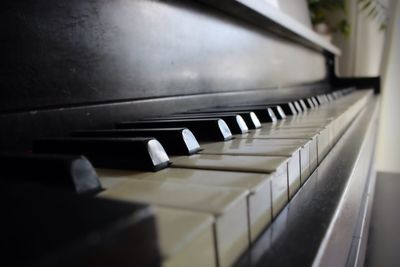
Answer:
xmin=0 ymin=1 xmax=379 ymax=267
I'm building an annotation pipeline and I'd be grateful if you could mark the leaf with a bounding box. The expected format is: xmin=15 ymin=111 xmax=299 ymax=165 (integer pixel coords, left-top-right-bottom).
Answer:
xmin=372 ymin=9 xmax=378 ymax=19
xmin=367 ymin=6 xmax=376 ymax=18
xmin=337 ymin=19 xmax=350 ymax=37
xmin=360 ymin=1 xmax=371 ymax=11
xmin=308 ymin=0 xmax=388 ymax=33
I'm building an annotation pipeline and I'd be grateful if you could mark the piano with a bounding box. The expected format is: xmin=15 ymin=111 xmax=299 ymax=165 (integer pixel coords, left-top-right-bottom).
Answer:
xmin=0 ymin=1 xmax=380 ymax=267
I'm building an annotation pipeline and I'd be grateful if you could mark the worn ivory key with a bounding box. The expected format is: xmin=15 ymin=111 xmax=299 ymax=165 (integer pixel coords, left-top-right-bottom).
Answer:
xmin=98 ymin=178 xmax=249 ymax=267
xmin=98 ymin=167 xmax=272 ymax=242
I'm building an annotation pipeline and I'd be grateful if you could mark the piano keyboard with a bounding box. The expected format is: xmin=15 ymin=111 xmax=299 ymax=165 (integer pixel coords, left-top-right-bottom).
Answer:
xmin=99 ymin=177 xmax=249 ymax=267
xmin=2 ymin=88 xmax=373 ymax=267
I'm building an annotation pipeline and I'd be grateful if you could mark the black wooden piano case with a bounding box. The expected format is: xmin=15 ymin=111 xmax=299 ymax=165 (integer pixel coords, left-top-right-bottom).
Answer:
xmin=0 ymin=1 xmax=379 ymax=266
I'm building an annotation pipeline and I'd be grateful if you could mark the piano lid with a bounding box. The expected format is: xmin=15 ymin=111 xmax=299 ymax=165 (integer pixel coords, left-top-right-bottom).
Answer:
xmin=196 ymin=0 xmax=341 ymax=55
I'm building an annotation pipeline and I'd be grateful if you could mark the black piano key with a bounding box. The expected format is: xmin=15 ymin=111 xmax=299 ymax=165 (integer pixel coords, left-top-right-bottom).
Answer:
xmin=269 ymin=105 xmax=286 ymax=120
xmin=299 ymin=99 xmax=308 ymax=110
xmin=266 ymin=107 xmax=278 ymax=123
xmin=277 ymin=106 xmax=287 ymax=119
xmin=197 ymin=107 xmax=276 ymax=124
xmin=318 ymin=95 xmax=326 ymax=105
xmin=33 ymin=138 xmax=170 ymax=171
xmin=315 ymin=96 xmax=322 ymax=105
xmin=182 ymin=105 xmax=277 ymax=123
xmin=305 ymin=98 xmax=315 ymax=108
xmin=147 ymin=115 xmax=249 ymax=134
xmin=181 ymin=112 xmax=260 ymax=129
xmin=315 ymin=95 xmax=323 ymax=104
xmin=321 ymin=94 xmax=328 ymax=103
xmin=246 ymin=109 xmax=275 ymax=123
xmin=116 ymin=118 xmax=232 ymax=141
xmin=197 ymin=113 xmax=250 ymax=132
xmin=293 ymin=101 xmax=303 ymax=112
xmin=332 ymin=91 xmax=341 ymax=99
xmin=270 ymin=102 xmax=297 ymax=115
xmin=221 ymin=112 xmax=261 ymax=129
xmin=72 ymin=128 xmax=201 ymax=155
xmin=2 ymin=181 xmax=160 ymax=267
xmin=311 ymin=97 xmax=320 ymax=106
xmin=326 ymin=94 xmax=332 ymax=101
xmin=177 ymin=111 xmax=260 ymax=133
xmin=237 ymin=112 xmax=262 ymax=129
xmin=325 ymin=94 xmax=331 ymax=102
xmin=332 ymin=91 xmax=340 ymax=99
xmin=246 ymin=108 xmax=275 ymax=123
xmin=0 ymin=153 xmax=102 ymax=194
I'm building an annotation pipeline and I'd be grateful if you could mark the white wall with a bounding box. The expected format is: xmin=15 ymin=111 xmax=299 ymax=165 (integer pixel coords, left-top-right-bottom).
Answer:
xmin=331 ymin=0 xmax=389 ymax=76
xmin=332 ymin=0 xmax=358 ymax=76
xmin=376 ymin=0 xmax=400 ymax=173
xmin=353 ymin=0 xmax=389 ymax=76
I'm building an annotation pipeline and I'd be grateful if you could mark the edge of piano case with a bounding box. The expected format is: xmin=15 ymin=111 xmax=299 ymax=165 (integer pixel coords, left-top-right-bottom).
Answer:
xmin=232 ymin=93 xmax=379 ymax=267
xmin=0 ymin=0 xmax=380 ymax=266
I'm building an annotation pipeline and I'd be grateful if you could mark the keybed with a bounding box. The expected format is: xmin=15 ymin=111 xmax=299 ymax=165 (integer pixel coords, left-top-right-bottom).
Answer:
xmin=2 ymin=88 xmax=374 ymax=267
xmin=97 ymin=89 xmax=373 ymax=267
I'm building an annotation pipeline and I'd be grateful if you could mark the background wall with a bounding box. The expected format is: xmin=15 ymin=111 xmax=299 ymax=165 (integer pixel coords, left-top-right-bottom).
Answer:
xmin=277 ymin=0 xmax=389 ymax=77
xmin=329 ymin=0 xmax=389 ymax=77
xmin=353 ymin=0 xmax=389 ymax=76
xmin=375 ymin=0 xmax=400 ymax=173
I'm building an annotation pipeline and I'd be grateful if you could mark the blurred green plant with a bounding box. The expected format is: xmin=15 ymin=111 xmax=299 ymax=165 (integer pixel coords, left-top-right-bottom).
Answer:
xmin=358 ymin=0 xmax=388 ymax=30
xmin=308 ymin=0 xmax=388 ymax=37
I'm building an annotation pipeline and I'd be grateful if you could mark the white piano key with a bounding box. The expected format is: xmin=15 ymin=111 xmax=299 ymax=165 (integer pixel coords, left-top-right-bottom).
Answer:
xmin=267 ymin=122 xmax=329 ymax=129
xmin=230 ymin=137 xmax=312 ymax=182
xmin=231 ymin=137 xmax=308 ymax=147
xmin=268 ymin=115 xmax=335 ymax=125
xmin=199 ymin=139 xmax=301 ymax=198
xmin=300 ymin=140 xmax=311 ymax=182
xmin=98 ymin=178 xmax=248 ymax=267
xmin=99 ymin=175 xmax=129 ymax=189
xmin=249 ymin=127 xmax=322 ymax=140
xmin=246 ymin=130 xmax=318 ymax=172
xmin=154 ymin=207 xmax=216 ymax=267
xmin=97 ymin=167 xmax=272 ymax=242
xmin=309 ymin=135 xmax=318 ymax=172
xmin=256 ymin=127 xmax=322 ymax=135
xmin=171 ymin=154 xmax=289 ymax=217
xmin=317 ymin=127 xmax=330 ymax=161
xmin=249 ymin=127 xmax=332 ymax=165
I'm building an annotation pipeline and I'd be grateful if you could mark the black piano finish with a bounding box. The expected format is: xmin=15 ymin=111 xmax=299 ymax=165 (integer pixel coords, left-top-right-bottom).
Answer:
xmin=1 ymin=182 xmax=161 ymax=267
xmin=0 ymin=0 xmax=327 ymax=113
xmin=0 ymin=154 xmax=102 ymax=194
